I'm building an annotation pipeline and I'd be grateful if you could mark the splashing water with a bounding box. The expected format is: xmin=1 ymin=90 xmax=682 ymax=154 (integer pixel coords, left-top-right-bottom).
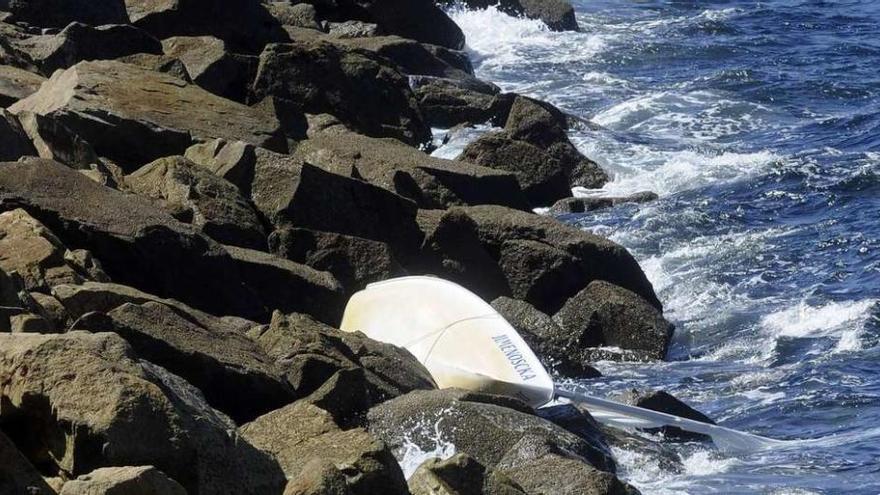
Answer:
xmin=449 ymin=1 xmax=880 ymax=493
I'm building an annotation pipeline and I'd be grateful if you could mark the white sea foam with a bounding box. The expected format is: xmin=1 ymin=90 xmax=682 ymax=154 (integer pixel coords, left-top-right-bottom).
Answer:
xmin=396 ymin=415 xmax=457 ymax=479
xmin=760 ymin=299 xmax=878 ymax=353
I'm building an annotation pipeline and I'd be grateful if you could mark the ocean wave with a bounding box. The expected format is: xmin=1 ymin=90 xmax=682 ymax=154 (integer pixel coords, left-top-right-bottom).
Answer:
xmin=759 ymin=299 xmax=879 ymax=353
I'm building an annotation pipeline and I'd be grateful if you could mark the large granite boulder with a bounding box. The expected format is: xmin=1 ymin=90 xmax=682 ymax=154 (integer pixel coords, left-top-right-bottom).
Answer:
xmin=460 ymin=96 xmax=607 ymax=206
xmin=294 ymin=131 xmax=529 ymax=210
xmin=367 ymin=389 xmax=617 ymax=477
xmin=0 ymin=0 xmax=129 ymax=28
xmin=59 ymin=466 xmax=186 ymax=495
xmin=412 ymin=76 xmax=500 ymax=128
xmin=10 ymin=60 xmax=286 ymax=170
xmin=328 ymin=34 xmax=474 ymax=81
xmin=126 ymin=155 xmax=267 ymax=250
xmin=269 ymin=227 xmax=406 ymax=294
xmin=553 ymin=281 xmax=673 ymax=361
xmin=223 ymin=245 xmax=346 ymax=324
xmin=124 ymin=0 xmax=288 ymax=53
xmin=0 ymin=158 xmax=267 ymax=320
xmin=241 ymin=402 xmax=409 ymax=495
xmin=0 ymin=332 xmax=285 ymax=494
xmin=251 ymin=39 xmax=431 ymax=146
xmin=73 ymin=300 xmax=294 ymax=423
xmin=18 ymin=22 xmax=162 ymax=76
xmin=161 ymin=35 xmax=256 ymax=102
xmin=252 ymin=311 xmax=435 ymax=422
xmin=416 ymin=205 xmax=660 ymax=314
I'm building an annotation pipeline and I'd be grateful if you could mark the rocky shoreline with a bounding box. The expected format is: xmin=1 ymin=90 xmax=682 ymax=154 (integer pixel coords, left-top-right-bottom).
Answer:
xmin=0 ymin=1 xmax=715 ymax=494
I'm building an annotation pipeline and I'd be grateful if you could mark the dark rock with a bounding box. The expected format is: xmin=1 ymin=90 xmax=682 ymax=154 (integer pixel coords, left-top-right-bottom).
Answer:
xmin=313 ymin=0 xmax=464 ymax=49
xmin=18 ymin=22 xmax=162 ymax=76
xmin=416 ymin=205 xmax=660 ymax=314
xmin=58 ymin=466 xmax=186 ymax=495
xmin=0 ymin=158 xmax=267 ymax=320
xmin=615 ymin=389 xmax=715 ymax=441
xmin=294 ymin=131 xmax=529 ymax=210
xmin=0 ymin=332 xmax=285 ymax=494
xmin=0 ymin=0 xmax=129 ymax=29
xmin=367 ymin=389 xmax=616 ymax=473
xmin=549 ymin=192 xmax=659 ymax=215
xmin=10 ymin=60 xmax=286 ymax=170
xmin=408 ymin=453 xmax=527 ymax=495
xmin=412 ymin=76 xmax=500 ymax=128
xmin=0 ymin=430 xmax=54 ymax=495
xmin=251 ymin=40 xmax=431 ymax=147
xmin=8 ymin=312 xmax=53 ymax=333
xmin=554 ymin=281 xmax=673 ymax=360
xmin=223 ymin=245 xmax=345 ymax=325
xmin=446 ymin=0 xmax=578 ymax=32
xmin=252 ymin=95 xmax=310 ymax=141
xmin=269 ymin=227 xmax=406 ymax=294
xmin=415 ymin=208 xmax=512 ymax=301
xmin=459 ymin=96 xmax=607 ymax=205
xmin=126 ymin=155 xmax=267 ymax=250
xmin=241 ymin=402 xmax=409 ymax=495
xmin=73 ymin=300 xmax=293 ymax=423
xmin=252 ymin=311 xmax=435 ymax=421
xmin=330 ymin=34 xmax=473 ymax=81
xmin=161 ymin=36 xmax=257 ymax=102
xmin=16 ymin=110 xmax=100 ymax=170
xmin=125 ymin=0 xmax=289 ymax=53
xmin=460 ymin=131 xmax=571 ymax=206
xmin=0 ymin=109 xmax=36 ymax=161
xmin=184 ymin=138 xmax=257 ymax=194
xmin=0 ymin=65 xmax=45 ymax=107
xmin=491 ymin=296 xmax=601 ymax=378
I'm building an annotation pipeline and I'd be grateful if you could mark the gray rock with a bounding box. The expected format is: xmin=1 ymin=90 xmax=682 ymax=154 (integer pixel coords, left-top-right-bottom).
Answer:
xmin=18 ymin=22 xmax=162 ymax=75
xmin=126 ymin=155 xmax=267 ymax=250
xmin=241 ymin=402 xmax=409 ymax=495
xmin=367 ymin=389 xmax=615 ymax=473
xmin=501 ymin=453 xmax=637 ymax=495
xmin=327 ymin=20 xmax=380 ymax=39
xmin=10 ymin=60 xmax=286 ymax=170
xmin=614 ymin=389 xmax=715 ymax=441
xmin=269 ymin=227 xmax=406 ymax=294
xmin=408 ymin=453 xmax=526 ymax=495
xmin=549 ymin=192 xmax=659 ymax=215
xmin=253 ymin=311 xmax=435 ymax=421
xmin=125 ymin=0 xmax=288 ymax=53
xmin=415 ymin=205 xmax=661 ymax=314
xmin=251 ymin=39 xmax=430 ymax=146
xmin=412 ymin=76 xmax=500 ymax=128
xmin=116 ymin=52 xmax=192 ymax=82
xmin=161 ymin=36 xmax=256 ymax=102
xmin=283 ymin=459 xmax=353 ymax=495
xmin=223 ymin=245 xmax=345 ymax=325
xmin=294 ymin=131 xmax=529 ymax=210
xmin=553 ymin=281 xmax=674 ymax=360
xmin=268 ymin=2 xmax=323 ymax=31
xmin=73 ymin=300 xmax=294 ymax=423
xmin=59 ymin=466 xmax=186 ymax=495
xmin=444 ymin=0 xmax=578 ymax=32
xmin=0 ymin=65 xmax=45 ymax=107
xmin=491 ymin=296 xmax=601 ymax=378
xmin=328 ymin=33 xmax=474 ymax=81
xmin=0 ymin=158 xmax=267 ymax=319
xmin=0 ymin=332 xmax=285 ymax=494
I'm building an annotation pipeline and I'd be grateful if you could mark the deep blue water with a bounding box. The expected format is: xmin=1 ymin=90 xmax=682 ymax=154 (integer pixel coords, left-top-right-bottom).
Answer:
xmin=443 ymin=2 xmax=880 ymax=493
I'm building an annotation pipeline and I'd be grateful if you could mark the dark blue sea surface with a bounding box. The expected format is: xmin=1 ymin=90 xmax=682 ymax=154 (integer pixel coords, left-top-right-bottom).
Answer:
xmin=443 ymin=1 xmax=880 ymax=493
